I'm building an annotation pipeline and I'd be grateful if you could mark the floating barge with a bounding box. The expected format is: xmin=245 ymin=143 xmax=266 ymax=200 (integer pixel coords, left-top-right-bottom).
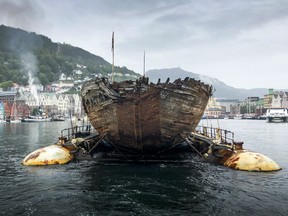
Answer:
xmin=22 ymin=124 xmax=281 ymax=171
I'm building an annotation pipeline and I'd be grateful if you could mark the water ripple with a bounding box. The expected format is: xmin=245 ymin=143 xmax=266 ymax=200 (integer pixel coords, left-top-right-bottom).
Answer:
xmin=0 ymin=121 xmax=287 ymax=215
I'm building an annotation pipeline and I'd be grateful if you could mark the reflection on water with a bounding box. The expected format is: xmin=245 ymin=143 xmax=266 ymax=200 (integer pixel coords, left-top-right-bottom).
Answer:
xmin=0 ymin=120 xmax=287 ymax=215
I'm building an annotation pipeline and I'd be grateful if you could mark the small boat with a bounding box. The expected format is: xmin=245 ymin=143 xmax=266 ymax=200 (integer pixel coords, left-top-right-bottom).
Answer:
xmin=52 ymin=115 xmax=65 ymax=121
xmin=266 ymin=108 xmax=288 ymax=123
xmin=6 ymin=118 xmax=21 ymax=123
xmin=22 ymin=116 xmax=52 ymax=122
xmin=233 ymin=114 xmax=243 ymax=120
xmin=81 ymin=76 xmax=212 ymax=153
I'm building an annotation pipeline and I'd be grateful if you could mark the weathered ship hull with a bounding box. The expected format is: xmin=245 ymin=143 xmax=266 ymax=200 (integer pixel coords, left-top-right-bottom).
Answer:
xmin=81 ymin=77 xmax=212 ymax=152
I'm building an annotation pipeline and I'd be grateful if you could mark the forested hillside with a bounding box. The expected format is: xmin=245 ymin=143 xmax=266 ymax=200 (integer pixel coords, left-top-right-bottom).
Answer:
xmin=0 ymin=25 xmax=139 ymax=89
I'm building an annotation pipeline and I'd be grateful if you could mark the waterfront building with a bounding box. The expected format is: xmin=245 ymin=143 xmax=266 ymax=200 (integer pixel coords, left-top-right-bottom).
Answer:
xmin=243 ymin=97 xmax=259 ymax=114
xmin=255 ymin=98 xmax=266 ymax=116
xmin=216 ymin=99 xmax=239 ymax=114
xmin=55 ymin=94 xmax=71 ymax=116
xmin=0 ymin=90 xmax=30 ymax=118
xmin=0 ymin=88 xmax=82 ymax=118
xmin=263 ymin=89 xmax=288 ymax=109
xmin=282 ymin=92 xmax=288 ymax=108
xmin=24 ymin=92 xmax=39 ymax=108
xmin=204 ymin=97 xmax=225 ymax=118
xmin=0 ymin=91 xmax=18 ymax=103
xmin=71 ymin=94 xmax=82 ymax=117
xmin=271 ymin=93 xmax=282 ymax=108
xmin=271 ymin=91 xmax=288 ymax=108
xmin=264 ymin=89 xmax=274 ymax=108
xmin=230 ymin=103 xmax=241 ymax=115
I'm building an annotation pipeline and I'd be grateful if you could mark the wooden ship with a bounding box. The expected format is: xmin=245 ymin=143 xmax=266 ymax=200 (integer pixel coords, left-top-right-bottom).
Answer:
xmin=21 ymin=32 xmax=281 ymax=171
xmin=80 ymin=33 xmax=212 ymax=153
xmin=81 ymin=76 xmax=213 ymax=153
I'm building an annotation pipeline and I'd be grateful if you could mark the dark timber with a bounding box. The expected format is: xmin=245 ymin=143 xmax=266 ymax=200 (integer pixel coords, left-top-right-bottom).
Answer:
xmin=81 ymin=77 xmax=212 ymax=153
xmin=58 ymin=124 xmax=239 ymax=165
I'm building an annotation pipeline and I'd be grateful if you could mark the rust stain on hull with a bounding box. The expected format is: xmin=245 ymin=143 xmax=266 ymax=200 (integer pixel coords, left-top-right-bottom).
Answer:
xmin=24 ymin=150 xmax=44 ymax=163
xmin=22 ymin=145 xmax=73 ymax=166
xmin=224 ymin=150 xmax=281 ymax=171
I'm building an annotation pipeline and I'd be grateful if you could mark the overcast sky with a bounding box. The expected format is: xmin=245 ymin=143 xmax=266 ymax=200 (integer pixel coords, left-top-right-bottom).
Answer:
xmin=1 ymin=0 xmax=288 ymax=89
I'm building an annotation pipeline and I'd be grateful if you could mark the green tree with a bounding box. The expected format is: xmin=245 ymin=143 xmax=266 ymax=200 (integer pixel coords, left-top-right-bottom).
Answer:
xmin=0 ymin=25 xmax=140 ymax=86
xmin=0 ymin=80 xmax=14 ymax=90
xmin=38 ymin=73 xmax=49 ymax=87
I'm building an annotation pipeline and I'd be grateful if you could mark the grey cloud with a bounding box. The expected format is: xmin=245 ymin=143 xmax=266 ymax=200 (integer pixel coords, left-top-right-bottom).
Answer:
xmin=2 ymin=0 xmax=288 ymax=88
xmin=0 ymin=0 xmax=44 ymax=31
xmin=142 ymin=0 xmax=288 ymax=42
xmin=194 ymin=0 xmax=288 ymax=38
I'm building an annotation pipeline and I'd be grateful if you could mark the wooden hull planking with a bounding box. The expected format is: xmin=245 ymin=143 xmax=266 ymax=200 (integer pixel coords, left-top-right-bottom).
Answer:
xmin=81 ymin=77 xmax=212 ymax=152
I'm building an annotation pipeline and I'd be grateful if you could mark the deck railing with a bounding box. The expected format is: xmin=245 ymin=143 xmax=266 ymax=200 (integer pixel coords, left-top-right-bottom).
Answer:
xmin=60 ymin=125 xmax=96 ymax=140
xmin=195 ymin=125 xmax=234 ymax=144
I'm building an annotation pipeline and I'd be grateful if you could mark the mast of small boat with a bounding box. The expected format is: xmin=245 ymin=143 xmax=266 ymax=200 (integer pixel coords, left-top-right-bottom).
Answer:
xmin=111 ymin=31 xmax=115 ymax=83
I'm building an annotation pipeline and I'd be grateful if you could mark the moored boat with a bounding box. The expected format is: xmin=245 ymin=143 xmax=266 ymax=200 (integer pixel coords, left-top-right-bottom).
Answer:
xmin=81 ymin=76 xmax=212 ymax=153
xmin=22 ymin=116 xmax=52 ymax=122
xmin=233 ymin=114 xmax=243 ymax=120
xmin=51 ymin=115 xmax=65 ymax=121
xmin=266 ymin=108 xmax=288 ymax=123
xmin=6 ymin=118 xmax=21 ymax=123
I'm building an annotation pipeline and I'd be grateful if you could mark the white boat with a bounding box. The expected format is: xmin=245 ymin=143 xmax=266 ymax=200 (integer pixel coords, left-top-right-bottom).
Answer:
xmin=22 ymin=116 xmax=52 ymax=122
xmin=234 ymin=114 xmax=243 ymax=120
xmin=266 ymin=108 xmax=288 ymax=123
xmin=52 ymin=115 xmax=65 ymax=121
xmin=8 ymin=119 xmax=22 ymax=123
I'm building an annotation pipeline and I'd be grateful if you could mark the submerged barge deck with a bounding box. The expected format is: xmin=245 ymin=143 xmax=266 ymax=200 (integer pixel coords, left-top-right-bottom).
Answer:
xmin=58 ymin=125 xmax=224 ymax=162
xmin=22 ymin=124 xmax=281 ymax=171
xmin=53 ymin=124 xmax=278 ymax=171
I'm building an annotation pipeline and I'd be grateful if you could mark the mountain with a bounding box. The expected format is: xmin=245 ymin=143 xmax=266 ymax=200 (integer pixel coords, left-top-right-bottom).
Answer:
xmin=0 ymin=25 xmax=139 ymax=88
xmin=146 ymin=68 xmax=269 ymax=100
xmin=0 ymin=25 xmax=278 ymax=99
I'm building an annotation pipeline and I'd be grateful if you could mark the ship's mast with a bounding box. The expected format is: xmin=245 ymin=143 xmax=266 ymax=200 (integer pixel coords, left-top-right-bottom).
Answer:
xmin=143 ymin=50 xmax=146 ymax=77
xmin=111 ymin=31 xmax=115 ymax=83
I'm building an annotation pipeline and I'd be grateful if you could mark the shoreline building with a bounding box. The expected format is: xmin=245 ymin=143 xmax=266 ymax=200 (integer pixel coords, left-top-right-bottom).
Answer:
xmin=215 ymin=99 xmax=240 ymax=115
xmin=264 ymin=89 xmax=288 ymax=109
xmin=0 ymin=90 xmax=30 ymax=120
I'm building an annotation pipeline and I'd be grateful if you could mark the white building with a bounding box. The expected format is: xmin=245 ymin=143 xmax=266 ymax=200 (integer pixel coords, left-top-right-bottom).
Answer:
xmin=56 ymin=94 xmax=72 ymax=115
xmin=271 ymin=92 xmax=288 ymax=108
xmin=21 ymin=91 xmax=81 ymax=116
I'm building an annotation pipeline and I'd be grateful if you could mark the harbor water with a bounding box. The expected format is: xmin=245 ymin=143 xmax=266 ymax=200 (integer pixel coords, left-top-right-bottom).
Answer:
xmin=0 ymin=120 xmax=287 ymax=215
